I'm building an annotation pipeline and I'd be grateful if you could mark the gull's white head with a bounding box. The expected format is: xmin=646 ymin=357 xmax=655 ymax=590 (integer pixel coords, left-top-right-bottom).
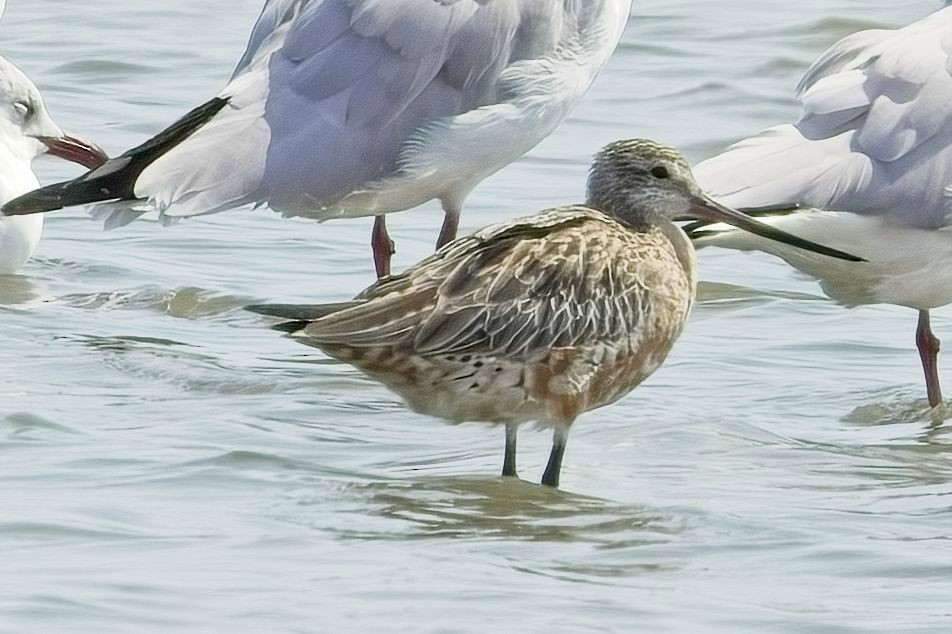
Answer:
xmin=0 ymin=54 xmax=65 ymax=160
xmin=0 ymin=54 xmax=106 ymax=168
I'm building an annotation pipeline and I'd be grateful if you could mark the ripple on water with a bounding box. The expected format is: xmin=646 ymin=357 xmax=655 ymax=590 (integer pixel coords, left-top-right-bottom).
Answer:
xmin=0 ymin=521 xmax=156 ymax=546
xmin=4 ymin=1 xmax=952 ymax=632
xmin=2 ymin=412 xmax=85 ymax=441
xmin=54 ymin=286 xmax=253 ymax=321
xmin=60 ymin=333 xmax=306 ymax=396
xmin=781 ymin=16 xmax=895 ymax=39
xmin=843 ymin=389 xmax=952 ymax=429
xmin=48 ymin=59 xmax=157 ymax=79
xmin=31 ymin=257 xmax=134 ymax=277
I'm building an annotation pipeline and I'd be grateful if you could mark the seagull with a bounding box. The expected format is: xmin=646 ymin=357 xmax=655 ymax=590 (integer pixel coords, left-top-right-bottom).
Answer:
xmin=685 ymin=6 xmax=952 ymax=409
xmin=0 ymin=54 xmax=107 ymax=273
xmin=248 ymin=140 xmax=860 ymax=488
xmin=3 ymin=0 xmax=634 ymax=278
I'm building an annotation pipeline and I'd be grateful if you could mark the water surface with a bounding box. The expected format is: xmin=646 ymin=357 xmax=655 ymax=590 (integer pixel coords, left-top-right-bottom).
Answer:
xmin=2 ymin=1 xmax=951 ymax=632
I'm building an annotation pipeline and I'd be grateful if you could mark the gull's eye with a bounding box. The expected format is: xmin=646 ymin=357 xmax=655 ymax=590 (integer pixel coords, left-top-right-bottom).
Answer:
xmin=650 ymin=166 xmax=670 ymax=180
xmin=12 ymin=101 xmax=33 ymax=120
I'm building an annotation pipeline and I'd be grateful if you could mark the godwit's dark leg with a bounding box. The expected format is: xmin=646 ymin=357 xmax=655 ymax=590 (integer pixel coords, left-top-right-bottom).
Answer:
xmin=916 ymin=309 xmax=943 ymax=408
xmin=436 ymin=203 xmax=461 ymax=249
xmin=371 ymin=215 xmax=395 ymax=279
xmin=502 ymin=423 xmax=519 ymax=478
xmin=541 ymin=427 xmax=569 ymax=488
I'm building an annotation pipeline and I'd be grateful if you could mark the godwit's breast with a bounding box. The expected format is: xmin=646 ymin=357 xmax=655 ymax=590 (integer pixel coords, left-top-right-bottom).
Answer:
xmin=528 ymin=226 xmax=696 ymax=425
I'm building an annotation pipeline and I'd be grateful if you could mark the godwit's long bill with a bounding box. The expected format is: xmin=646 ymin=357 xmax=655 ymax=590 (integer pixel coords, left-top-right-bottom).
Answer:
xmin=0 ymin=54 xmax=107 ymax=274
xmin=686 ymin=6 xmax=952 ymax=410
xmin=249 ymin=140 xmax=860 ymax=488
xmin=2 ymin=0 xmax=633 ymax=279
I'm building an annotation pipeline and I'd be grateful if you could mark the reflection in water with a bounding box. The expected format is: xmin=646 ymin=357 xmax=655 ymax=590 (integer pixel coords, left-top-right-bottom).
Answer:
xmin=844 ymin=389 xmax=950 ymax=428
xmin=0 ymin=274 xmax=44 ymax=306
xmin=695 ymin=280 xmax=826 ymax=307
xmin=64 ymin=332 xmax=302 ymax=396
xmin=334 ymin=476 xmax=682 ymax=544
xmin=55 ymin=286 xmax=252 ymax=320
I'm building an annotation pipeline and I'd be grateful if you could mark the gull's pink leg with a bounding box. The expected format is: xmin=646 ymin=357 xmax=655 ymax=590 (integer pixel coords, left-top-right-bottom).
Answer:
xmin=916 ymin=310 xmax=944 ymax=409
xmin=436 ymin=204 xmax=461 ymax=249
xmin=372 ymin=215 xmax=395 ymax=279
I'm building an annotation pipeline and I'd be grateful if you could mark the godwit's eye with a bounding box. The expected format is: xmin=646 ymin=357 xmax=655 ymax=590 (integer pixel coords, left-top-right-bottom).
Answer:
xmin=650 ymin=166 xmax=670 ymax=180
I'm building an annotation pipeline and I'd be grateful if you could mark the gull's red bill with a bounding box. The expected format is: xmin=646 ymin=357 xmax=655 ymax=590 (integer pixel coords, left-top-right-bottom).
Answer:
xmin=38 ymin=134 xmax=108 ymax=170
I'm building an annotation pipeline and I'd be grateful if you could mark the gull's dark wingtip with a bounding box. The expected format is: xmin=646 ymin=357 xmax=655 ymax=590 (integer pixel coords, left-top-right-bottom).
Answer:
xmin=681 ymin=202 xmax=866 ymax=263
xmin=772 ymin=232 xmax=865 ymax=263
xmin=4 ymin=96 xmax=231 ymax=218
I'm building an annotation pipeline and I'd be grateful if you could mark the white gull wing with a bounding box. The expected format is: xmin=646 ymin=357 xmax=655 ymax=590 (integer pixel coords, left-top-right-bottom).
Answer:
xmin=695 ymin=6 xmax=952 ymax=230
xmin=125 ymin=0 xmax=631 ymax=224
xmin=0 ymin=143 xmax=42 ymax=273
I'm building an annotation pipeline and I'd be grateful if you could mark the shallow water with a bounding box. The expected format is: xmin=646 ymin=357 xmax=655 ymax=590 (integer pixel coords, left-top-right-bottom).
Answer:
xmin=3 ymin=1 xmax=952 ymax=632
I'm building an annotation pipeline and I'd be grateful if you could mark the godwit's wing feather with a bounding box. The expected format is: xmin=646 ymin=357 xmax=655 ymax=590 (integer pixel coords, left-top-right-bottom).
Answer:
xmin=246 ymin=301 xmax=361 ymax=321
xmin=297 ymin=208 xmax=648 ymax=358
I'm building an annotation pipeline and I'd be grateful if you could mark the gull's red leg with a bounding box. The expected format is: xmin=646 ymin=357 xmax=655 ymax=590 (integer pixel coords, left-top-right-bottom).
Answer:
xmin=371 ymin=215 xmax=395 ymax=279
xmin=436 ymin=204 xmax=460 ymax=249
xmin=916 ymin=310 xmax=944 ymax=409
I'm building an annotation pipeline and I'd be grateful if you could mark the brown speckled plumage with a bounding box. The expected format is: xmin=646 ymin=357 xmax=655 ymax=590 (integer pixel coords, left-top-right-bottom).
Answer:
xmin=296 ymin=207 xmax=695 ymax=428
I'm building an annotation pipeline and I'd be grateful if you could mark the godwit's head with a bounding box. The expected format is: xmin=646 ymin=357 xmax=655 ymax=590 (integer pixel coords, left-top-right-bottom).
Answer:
xmin=587 ymin=139 xmax=863 ymax=262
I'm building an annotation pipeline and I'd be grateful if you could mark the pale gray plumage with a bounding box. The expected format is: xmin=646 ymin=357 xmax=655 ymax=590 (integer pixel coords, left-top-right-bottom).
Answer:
xmin=4 ymin=0 xmax=634 ymax=240
xmin=690 ymin=5 xmax=952 ymax=409
xmin=695 ymin=6 xmax=952 ymax=230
